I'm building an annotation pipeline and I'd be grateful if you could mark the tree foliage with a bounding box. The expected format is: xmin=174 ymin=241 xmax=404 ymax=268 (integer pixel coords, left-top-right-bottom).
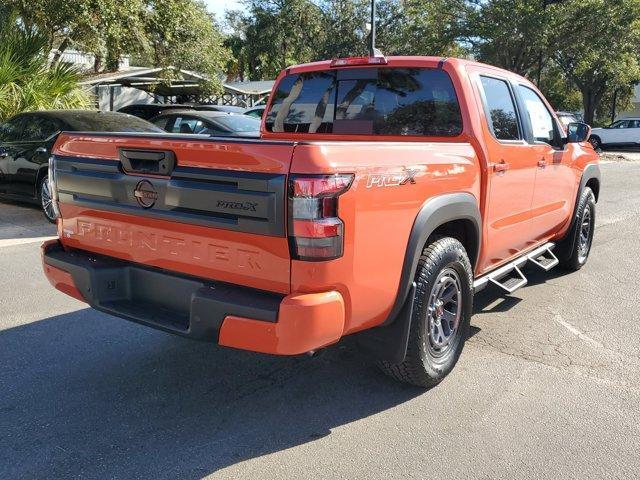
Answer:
xmin=2 ymin=0 xmax=640 ymax=124
xmin=0 ymin=12 xmax=91 ymax=122
xmin=465 ymin=0 xmax=549 ymax=77
xmin=226 ymin=0 xmax=325 ymax=81
xmin=142 ymin=0 xmax=230 ymax=94
xmin=3 ymin=0 xmax=230 ymax=92
xmin=225 ymin=0 xmax=640 ymax=122
xmin=550 ymin=0 xmax=640 ymax=124
xmin=467 ymin=0 xmax=640 ymax=124
xmin=315 ymin=0 xmax=370 ymax=58
xmin=227 ymin=0 xmax=469 ymax=80
xmin=381 ymin=0 xmax=469 ymax=57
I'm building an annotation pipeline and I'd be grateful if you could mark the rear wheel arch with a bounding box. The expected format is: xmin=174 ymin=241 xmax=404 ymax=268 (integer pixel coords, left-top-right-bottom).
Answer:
xmin=355 ymin=193 xmax=481 ymax=364
xmin=428 ymin=218 xmax=479 ymax=268
xmin=402 ymin=192 xmax=482 ymax=283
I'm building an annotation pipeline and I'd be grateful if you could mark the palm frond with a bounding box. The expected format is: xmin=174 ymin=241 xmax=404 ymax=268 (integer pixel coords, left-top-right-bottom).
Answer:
xmin=0 ymin=12 xmax=92 ymax=122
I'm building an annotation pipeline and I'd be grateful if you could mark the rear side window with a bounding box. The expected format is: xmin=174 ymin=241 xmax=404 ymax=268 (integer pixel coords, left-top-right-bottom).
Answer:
xmin=64 ymin=113 xmax=163 ymax=132
xmin=171 ymin=117 xmax=207 ymax=134
xmin=266 ymin=68 xmax=462 ymax=137
xmin=152 ymin=116 xmax=171 ymax=131
xmin=215 ymin=115 xmax=260 ymax=132
xmin=0 ymin=117 xmax=26 ymax=142
xmin=22 ymin=116 xmax=60 ymax=141
xmin=480 ymin=76 xmax=520 ymax=141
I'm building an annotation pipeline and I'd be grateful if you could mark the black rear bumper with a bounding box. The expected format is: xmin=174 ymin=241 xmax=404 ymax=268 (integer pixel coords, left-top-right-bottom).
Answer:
xmin=42 ymin=241 xmax=283 ymax=341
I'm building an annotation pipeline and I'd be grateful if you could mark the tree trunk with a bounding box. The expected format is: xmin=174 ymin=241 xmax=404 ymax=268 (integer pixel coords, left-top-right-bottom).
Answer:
xmin=582 ymin=89 xmax=597 ymax=125
xmin=106 ymin=53 xmax=120 ymax=72
xmin=94 ymin=55 xmax=103 ymax=74
xmin=50 ymin=36 xmax=71 ymax=67
xmin=582 ymin=86 xmax=605 ymax=125
xmin=282 ymin=38 xmax=287 ymax=71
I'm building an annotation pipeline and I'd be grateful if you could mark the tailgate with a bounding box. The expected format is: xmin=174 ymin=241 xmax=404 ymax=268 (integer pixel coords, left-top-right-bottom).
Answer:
xmin=52 ymin=133 xmax=294 ymax=294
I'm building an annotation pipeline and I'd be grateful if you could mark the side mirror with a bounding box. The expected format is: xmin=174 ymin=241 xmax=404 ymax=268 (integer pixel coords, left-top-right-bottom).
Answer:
xmin=566 ymin=122 xmax=591 ymax=143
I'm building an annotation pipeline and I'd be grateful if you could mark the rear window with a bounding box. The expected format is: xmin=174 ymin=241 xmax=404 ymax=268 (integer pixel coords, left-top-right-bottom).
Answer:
xmin=64 ymin=113 xmax=164 ymax=133
xmin=266 ymin=68 xmax=462 ymax=137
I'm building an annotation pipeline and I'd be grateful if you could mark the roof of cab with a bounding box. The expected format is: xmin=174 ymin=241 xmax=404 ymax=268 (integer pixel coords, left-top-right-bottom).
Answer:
xmin=283 ymin=56 xmax=534 ymax=87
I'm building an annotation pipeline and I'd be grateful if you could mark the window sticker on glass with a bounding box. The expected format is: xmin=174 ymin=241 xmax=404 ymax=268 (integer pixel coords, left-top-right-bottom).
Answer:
xmin=524 ymin=99 xmax=553 ymax=140
xmin=518 ymin=86 xmax=556 ymax=143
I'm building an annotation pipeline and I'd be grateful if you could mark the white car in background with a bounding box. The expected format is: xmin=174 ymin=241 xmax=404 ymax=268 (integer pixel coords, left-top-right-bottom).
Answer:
xmin=589 ymin=117 xmax=640 ymax=150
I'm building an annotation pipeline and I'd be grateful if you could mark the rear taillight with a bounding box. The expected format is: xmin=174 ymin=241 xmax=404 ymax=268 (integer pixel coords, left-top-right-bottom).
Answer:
xmin=288 ymin=174 xmax=354 ymax=261
xmin=48 ymin=156 xmax=60 ymax=219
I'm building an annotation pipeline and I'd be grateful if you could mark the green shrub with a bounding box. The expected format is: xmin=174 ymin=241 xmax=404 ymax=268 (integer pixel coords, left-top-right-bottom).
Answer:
xmin=0 ymin=15 xmax=92 ymax=122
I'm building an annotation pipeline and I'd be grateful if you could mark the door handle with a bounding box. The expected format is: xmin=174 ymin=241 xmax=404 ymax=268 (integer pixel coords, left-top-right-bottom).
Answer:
xmin=538 ymin=159 xmax=547 ymax=168
xmin=492 ymin=160 xmax=509 ymax=173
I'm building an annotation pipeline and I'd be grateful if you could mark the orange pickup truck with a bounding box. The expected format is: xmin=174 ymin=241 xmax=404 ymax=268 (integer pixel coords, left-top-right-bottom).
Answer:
xmin=42 ymin=56 xmax=600 ymax=387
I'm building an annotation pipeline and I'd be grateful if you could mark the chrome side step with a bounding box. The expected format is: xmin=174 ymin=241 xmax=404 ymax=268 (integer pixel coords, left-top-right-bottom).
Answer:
xmin=473 ymin=242 xmax=557 ymax=294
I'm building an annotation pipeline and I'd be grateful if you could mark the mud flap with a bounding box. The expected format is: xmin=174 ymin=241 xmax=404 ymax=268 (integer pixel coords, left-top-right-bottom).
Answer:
xmin=355 ymin=282 xmax=416 ymax=364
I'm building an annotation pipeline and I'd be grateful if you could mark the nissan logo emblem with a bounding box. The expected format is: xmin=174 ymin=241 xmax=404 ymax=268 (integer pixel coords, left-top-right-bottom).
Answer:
xmin=134 ymin=180 xmax=158 ymax=209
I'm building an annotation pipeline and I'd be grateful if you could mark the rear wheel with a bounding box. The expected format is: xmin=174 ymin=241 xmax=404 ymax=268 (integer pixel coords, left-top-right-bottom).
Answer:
xmin=39 ymin=175 xmax=56 ymax=224
xmin=378 ymin=237 xmax=473 ymax=388
xmin=558 ymin=187 xmax=596 ymax=271
xmin=588 ymin=136 xmax=601 ymax=150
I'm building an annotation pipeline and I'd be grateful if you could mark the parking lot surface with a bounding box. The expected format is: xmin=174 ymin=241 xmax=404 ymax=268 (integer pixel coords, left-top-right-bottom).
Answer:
xmin=1 ymin=160 xmax=639 ymax=479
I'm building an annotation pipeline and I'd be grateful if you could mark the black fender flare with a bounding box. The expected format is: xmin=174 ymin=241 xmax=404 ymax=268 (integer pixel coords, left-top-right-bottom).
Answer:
xmin=382 ymin=192 xmax=481 ymax=327
xmin=556 ymin=163 xmax=601 ymax=260
xmin=355 ymin=192 xmax=481 ymax=363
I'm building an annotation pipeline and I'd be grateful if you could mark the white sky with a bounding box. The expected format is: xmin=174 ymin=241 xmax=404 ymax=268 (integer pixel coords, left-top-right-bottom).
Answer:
xmin=203 ymin=0 xmax=244 ymax=19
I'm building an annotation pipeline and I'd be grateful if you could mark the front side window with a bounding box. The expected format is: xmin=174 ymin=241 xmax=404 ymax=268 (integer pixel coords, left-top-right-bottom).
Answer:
xmin=610 ymin=120 xmax=629 ymax=129
xmin=266 ymin=68 xmax=462 ymax=137
xmin=480 ymin=76 xmax=520 ymax=141
xmin=518 ymin=86 xmax=557 ymax=144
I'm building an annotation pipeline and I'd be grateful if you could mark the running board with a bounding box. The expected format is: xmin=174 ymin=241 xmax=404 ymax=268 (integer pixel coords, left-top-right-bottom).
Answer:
xmin=527 ymin=244 xmax=559 ymax=271
xmin=473 ymin=242 xmax=557 ymax=294
xmin=488 ymin=265 xmax=527 ymax=293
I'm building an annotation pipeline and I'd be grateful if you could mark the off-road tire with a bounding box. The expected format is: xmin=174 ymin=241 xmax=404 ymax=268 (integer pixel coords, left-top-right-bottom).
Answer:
xmin=558 ymin=187 xmax=595 ymax=271
xmin=378 ymin=237 xmax=473 ymax=388
xmin=588 ymin=136 xmax=601 ymax=150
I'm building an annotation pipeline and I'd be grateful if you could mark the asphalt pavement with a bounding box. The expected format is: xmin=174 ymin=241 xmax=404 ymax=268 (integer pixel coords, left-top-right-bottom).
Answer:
xmin=0 ymin=160 xmax=639 ymax=479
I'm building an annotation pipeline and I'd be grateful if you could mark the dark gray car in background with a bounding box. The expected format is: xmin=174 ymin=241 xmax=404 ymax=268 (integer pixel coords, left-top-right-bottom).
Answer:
xmin=0 ymin=110 xmax=162 ymax=222
xmin=150 ymin=110 xmax=260 ymax=137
